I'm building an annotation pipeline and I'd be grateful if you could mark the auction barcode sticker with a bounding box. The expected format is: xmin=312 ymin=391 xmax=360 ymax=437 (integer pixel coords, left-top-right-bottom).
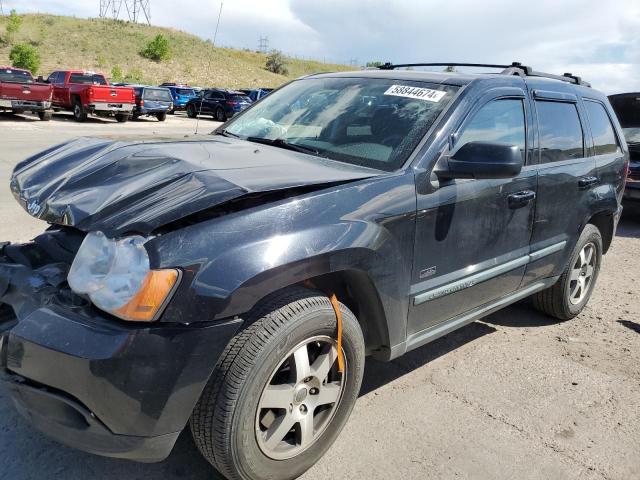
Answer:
xmin=383 ymin=85 xmax=446 ymax=102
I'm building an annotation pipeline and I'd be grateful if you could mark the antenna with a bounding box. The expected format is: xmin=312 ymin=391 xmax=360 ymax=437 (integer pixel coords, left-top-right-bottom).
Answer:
xmin=212 ymin=1 xmax=223 ymax=47
xmin=258 ymin=35 xmax=269 ymax=54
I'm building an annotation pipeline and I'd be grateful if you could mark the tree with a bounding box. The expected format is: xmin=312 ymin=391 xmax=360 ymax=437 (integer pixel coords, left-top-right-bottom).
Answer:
xmin=366 ymin=61 xmax=383 ymax=68
xmin=6 ymin=9 xmax=22 ymax=42
xmin=443 ymin=65 xmax=456 ymax=72
xmin=265 ymin=50 xmax=288 ymax=75
xmin=9 ymin=44 xmax=41 ymax=73
xmin=140 ymin=34 xmax=171 ymax=62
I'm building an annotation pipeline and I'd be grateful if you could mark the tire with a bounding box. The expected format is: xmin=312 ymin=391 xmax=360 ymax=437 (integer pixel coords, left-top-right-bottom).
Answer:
xmin=168 ymin=109 xmax=175 ymax=115
xmin=37 ymin=111 xmax=52 ymax=121
xmin=190 ymin=287 xmax=365 ymax=480
xmin=156 ymin=112 xmax=167 ymax=122
xmin=132 ymin=113 xmax=141 ymax=121
xmin=72 ymin=100 xmax=87 ymax=122
xmin=187 ymin=104 xmax=197 ymax=118
xmin=531 ymin=224 xmax=603 ymax=320
xmin=215 ymin=107 xmax=227 ymax=122
xmin=52 ymin=108 xmax=60 ymax=113
xmin=115 ymin=113 xmax=130 ymax=123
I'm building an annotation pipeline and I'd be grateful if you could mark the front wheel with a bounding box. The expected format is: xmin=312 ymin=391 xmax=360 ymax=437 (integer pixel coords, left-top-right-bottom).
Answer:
xmin=186 ymin=104 xmax=197 ymax=118
xmin=156 ymin=112 xmax=167 ymax=122
xmin=190 ymin=288 xmax=365 ymax=480
xmin=115 ymin=113 xmax=130 ymax=123
xmin=37 ymin=111 xmax=52 ymax=121
xmin=531 ymin=224 xmax=603 ymax=320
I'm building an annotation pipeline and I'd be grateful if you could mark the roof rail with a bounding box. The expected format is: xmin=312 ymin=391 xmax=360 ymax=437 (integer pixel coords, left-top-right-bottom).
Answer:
xmin=377 ymin=62 xmax=591 ymax=87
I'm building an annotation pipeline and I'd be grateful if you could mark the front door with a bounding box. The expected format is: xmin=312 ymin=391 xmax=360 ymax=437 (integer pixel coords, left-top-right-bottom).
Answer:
xmin=408 ymin=90 xmax=536 ymax=335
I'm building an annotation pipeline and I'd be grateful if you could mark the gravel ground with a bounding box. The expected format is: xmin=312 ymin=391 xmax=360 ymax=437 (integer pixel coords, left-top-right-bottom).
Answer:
xmin=0 ymin=112 xmax=639 ymax=480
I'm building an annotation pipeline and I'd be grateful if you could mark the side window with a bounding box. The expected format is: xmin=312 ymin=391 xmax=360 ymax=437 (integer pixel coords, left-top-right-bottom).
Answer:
xmin=584 ymin=101 xmax=620 ymax=155
xmin=47 ymin=72 xmax=60 ymax=84
xmin=456 ymin=98 xmax=526 ymax=160
xmin=536 ymin=100 xmax=584 ymax=163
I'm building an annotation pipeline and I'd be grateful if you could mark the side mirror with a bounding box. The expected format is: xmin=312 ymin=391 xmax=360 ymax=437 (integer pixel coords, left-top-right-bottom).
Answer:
xmin=443 ymin=141 xmax=523 ymax=179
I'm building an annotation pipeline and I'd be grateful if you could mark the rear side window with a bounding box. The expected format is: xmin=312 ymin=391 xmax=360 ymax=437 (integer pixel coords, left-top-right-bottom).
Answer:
xmin=536 ymin=101 xmax=584 ymax=163
xmin=456 ymin=98 xmax=526 ymax=160
xmin=584 ymin=101 xmax=620 ymax=155
xmin=68 ymin=73 xmax=108 ymax=85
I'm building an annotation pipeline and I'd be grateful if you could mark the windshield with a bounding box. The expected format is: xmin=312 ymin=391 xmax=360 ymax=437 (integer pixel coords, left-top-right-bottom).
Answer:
xmin=223 ymin=77 xmax=458 ymax=171
xmin=623 ymin=128 xmax=640 ymax=144
xmin=144 ymin=88 xmax=172 ymax=101
xmin=0 ymin=68 xmax=33 ymax=84
xmin=176 ymin=88 xmax=195 ymax=96
xmin=69 ymin=73 xmax=108 ymax=85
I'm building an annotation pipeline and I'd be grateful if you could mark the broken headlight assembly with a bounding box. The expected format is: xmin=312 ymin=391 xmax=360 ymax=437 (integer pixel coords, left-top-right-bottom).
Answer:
xmin=67 ymin=231 xmax=179 ymax=322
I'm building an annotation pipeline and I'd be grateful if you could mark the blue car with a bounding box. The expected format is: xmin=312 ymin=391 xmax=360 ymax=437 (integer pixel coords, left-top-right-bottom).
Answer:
xmin=159 ymin=83 xmax=197 ymax=113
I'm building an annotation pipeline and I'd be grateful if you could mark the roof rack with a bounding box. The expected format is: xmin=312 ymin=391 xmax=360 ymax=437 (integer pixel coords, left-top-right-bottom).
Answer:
xmin=377 ymin=62 xmax=591 ymax=87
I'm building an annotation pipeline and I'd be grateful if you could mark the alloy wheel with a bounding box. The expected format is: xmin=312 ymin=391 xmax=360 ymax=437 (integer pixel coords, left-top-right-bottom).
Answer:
xmin=255 ymin=335 xmax=346 ymax=460
xmin=569 ymin=242 xmax=596 ymax=305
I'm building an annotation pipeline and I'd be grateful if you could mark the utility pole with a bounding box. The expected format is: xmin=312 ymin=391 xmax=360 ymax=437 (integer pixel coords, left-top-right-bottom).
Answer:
xmin=0 ymin=1 xmax=4 ymax=16
xmin=212 ymin=1 xmax=223 ymax=47
xmin=258 ymin=36 xmax=269 ymax=54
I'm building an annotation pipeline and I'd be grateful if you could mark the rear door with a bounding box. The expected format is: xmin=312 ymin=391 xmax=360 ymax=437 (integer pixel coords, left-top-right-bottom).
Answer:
xmin=522 ymin=84 xmax=596 ymax=285
xmin=408 ymin=87 xmax=537 ymax=335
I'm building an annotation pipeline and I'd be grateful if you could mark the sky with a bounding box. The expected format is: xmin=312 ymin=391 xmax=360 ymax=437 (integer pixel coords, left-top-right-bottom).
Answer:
xmin=6 ymin=0 xmax=640 ymax=93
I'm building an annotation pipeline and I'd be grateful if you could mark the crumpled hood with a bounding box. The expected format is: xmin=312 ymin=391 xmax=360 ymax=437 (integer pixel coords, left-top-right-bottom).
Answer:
xmin=10 ymin=136 xmax=381 ymax=237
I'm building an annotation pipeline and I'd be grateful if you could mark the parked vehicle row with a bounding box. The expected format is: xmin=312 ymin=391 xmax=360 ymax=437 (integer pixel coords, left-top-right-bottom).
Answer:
xmin=609 ymin=93 xmax=640 ymax=202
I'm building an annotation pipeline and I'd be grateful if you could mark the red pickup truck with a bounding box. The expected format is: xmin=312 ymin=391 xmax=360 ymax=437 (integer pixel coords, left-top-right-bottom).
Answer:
xmin=0 ymin=66 xmax=53 ymax=121
xmin=46 ymin=70 xmax=135 ymax=122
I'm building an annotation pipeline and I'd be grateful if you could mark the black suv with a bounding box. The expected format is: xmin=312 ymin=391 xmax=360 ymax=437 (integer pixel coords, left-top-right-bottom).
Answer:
xmin=0 ymin=62 xmax=627 ymax=480
xmin=186 ymin=88 xmax=252 ymax=121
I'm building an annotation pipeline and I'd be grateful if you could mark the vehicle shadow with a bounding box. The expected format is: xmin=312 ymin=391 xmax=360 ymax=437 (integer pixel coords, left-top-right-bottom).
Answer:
xmin=360 ymin=320 xmax=496 ymax=396
xmin=618 ymin=319 xmax=640 ymax=334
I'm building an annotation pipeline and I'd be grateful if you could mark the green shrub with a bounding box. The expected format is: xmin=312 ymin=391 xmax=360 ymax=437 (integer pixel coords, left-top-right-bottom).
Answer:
xmin=265 ymin=50 xmax=288 ymax=75
xmin=9 ymin=44 xmax=41 ymax=73
xmin=6 ymin=10 xmax=22 ymax=41
xmin=140 ymin=34 xmax=171 ymax=62
xmin=111 ymin=65 xmax=123 ymax=82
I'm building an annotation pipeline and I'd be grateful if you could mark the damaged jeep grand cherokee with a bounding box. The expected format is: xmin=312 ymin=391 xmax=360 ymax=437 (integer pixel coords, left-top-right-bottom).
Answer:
xmin=0 ymin=63 xmax=627 ymax=480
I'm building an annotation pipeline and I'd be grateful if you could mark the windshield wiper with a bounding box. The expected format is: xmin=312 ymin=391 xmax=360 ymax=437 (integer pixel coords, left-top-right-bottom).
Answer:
xmin=245 ymin=137 xmax=319 ymax=155
xmin=216 ymin=129 xmax=240 ymax=138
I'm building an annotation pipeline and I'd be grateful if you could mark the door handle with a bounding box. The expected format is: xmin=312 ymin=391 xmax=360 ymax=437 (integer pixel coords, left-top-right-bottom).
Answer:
xmin=578 ymin=176 xmax=598 ymax=189
xmin=508 ymin=190 xmax=536 ymax=209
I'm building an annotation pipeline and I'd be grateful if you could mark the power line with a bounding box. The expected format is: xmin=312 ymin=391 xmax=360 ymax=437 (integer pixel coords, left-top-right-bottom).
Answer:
xmin=99 ymin=0 xmax=150 ymax=24
xmin=258 ymin=35 xmax=269 ymax=54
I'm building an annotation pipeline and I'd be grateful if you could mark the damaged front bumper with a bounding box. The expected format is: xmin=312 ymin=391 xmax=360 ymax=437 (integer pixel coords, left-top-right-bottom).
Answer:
xmin=0 ymin=233 xmax=241 ymax=462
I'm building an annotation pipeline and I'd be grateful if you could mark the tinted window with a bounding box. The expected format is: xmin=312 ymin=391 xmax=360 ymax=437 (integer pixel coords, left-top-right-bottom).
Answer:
xmin=47 ymin=72 xmax=61 ymax=84
xmin=456 ymin=99 xmax=526 ymax=159
xmin=143 ymin=88 xmax=172 ymax=101
xmin=176 ymin=88 xmax=195 ymax=96
xmin=584 ymin=101 xmax=620 ymax=155
xmin=230 ymin=95 xmax=251 ymax=103
xmin=0 ymin=68 xmax=33 ymax=83
xmin=68 ymin=73 xmax=108 ymax=85
xmin=536 ymin=101 xmax=584 ymax=163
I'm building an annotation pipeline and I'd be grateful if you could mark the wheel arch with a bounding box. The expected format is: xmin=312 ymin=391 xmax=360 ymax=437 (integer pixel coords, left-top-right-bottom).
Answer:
xmin=586 ymin=209 xmax=616 ymax=253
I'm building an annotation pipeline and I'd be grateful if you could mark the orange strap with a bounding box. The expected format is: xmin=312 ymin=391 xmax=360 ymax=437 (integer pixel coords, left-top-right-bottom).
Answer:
xmin=329 ymin=293 xmax=345 ymax=373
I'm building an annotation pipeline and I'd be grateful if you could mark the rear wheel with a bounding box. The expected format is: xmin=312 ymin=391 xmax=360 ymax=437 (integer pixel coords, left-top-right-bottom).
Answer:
xmin=190 ymin=287 xmax=365 ymax=480
xmin=115 ymin=113 xmax=130 ymax=123
xmin=215 ymin=107 xmax=226 ymax=122
xmin=37 ymin=111 xmax=52 ymax=121
xmin=187 ymin=104 xmax=197 ymax=118
xmin=531 ymin=224 xmax=602 ymax=320
xmin=72 ymin=100 xmax=87 ymax=122
xmin=156 ymin=112 xmax=167 ymax=122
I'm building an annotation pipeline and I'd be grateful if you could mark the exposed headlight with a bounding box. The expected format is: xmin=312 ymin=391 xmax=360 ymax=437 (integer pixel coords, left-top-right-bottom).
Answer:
xmin=68 ymin=231 xmax=179 ymax=322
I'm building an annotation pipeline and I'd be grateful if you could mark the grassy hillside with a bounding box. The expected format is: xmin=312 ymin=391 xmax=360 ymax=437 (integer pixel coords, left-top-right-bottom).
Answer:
xmin=0 ymin=13 xmax=353 ymax=88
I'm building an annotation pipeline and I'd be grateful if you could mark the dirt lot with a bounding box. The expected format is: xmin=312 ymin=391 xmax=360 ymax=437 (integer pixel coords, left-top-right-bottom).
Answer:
xmin=0 ymin=112 xmax=639 ymax=480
